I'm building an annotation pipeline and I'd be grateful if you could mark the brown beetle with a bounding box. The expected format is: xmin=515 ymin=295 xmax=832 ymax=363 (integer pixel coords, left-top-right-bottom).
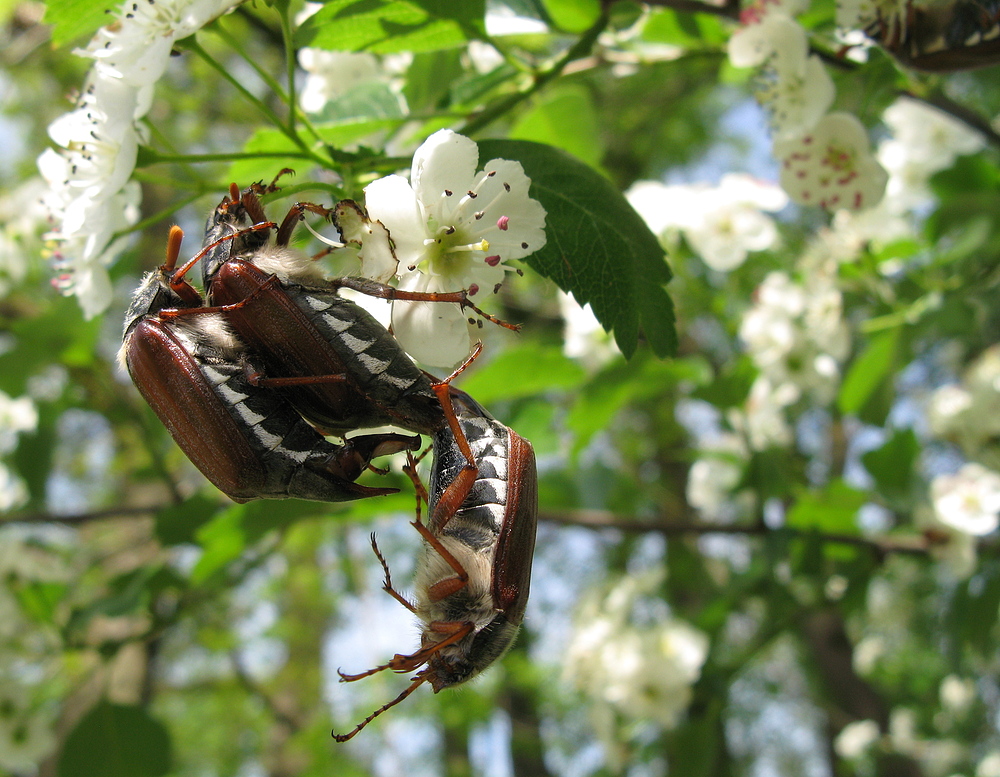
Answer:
xmin=120 ymin=226 xmax=419 ymax=503
xmin=332 ymin=387 xmax=538 ymax=741
xmin=196 ymin=183 xmax=516 ymax=437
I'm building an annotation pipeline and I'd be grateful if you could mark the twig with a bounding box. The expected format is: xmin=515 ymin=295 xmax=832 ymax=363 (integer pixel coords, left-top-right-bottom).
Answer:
xmin=539 ymin=508 xmax=931 ymax=557
xmin=0 ymin=505 xmax=165 ymax=525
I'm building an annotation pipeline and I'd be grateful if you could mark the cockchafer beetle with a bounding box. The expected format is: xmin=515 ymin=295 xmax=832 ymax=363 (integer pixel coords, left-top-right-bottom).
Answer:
xmin=332 ymin=386 xmax=538 ymax=742
xmin=192 ymin=182 xmax=517 ymax=438
xmin=120 ymin=224 xmax=420 ymax=504
xmin=864 ymin=0 xmax=1000 ymax=70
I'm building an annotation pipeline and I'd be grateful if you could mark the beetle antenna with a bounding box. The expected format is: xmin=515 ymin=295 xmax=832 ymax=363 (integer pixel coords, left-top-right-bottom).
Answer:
xmin=332 ymin=674 xmax=429 ymax=742
xmin=370 ymin=533 xmax=416 ymax=613
xmin=169 ymin=221 xmax=277 ymax=287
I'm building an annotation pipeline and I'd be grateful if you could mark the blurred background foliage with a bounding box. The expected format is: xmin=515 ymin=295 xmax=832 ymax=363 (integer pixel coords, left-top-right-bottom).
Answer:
xmin=2 ymin=0 xmax=1000 ymax=775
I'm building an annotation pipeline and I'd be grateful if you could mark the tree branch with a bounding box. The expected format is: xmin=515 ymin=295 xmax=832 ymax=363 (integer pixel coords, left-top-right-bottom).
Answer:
xmin=0 ymin=505 xmax=165 ymax=525
xmin=539 ymin=508 xmax=931 ymax=558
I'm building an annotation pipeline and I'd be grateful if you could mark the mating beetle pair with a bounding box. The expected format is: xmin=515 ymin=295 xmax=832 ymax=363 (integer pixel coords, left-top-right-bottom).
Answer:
xmin=121 ymin=182 xmax=539 ymax=739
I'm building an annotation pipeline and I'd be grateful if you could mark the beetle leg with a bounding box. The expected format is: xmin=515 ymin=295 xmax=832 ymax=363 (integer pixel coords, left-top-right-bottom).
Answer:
xmin=243 ymin=363 xmax=352 ymax=389
xmin=409 ymin=521 xmax=469 ymax=599
xmin=330 ymin=276 xmax=520 ymax=332
xmin=332 ymin=674 xmax=429 ymax=742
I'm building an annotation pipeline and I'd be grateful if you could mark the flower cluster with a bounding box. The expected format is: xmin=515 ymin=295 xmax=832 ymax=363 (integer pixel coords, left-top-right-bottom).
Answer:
xmin=930 ymin=463 xmax=1000 ymax=537
xmin=740 ymin=269 xmax=849 ymax=399
xmin=38 ymin=0 xmax=243 ymax=318
xmin=563 ymin=573 xmax=709 ymax=765
xmin=928 ymin=345 xmax=1000 ymax=471
xmin=727 ymin=0 xmax=887 ymax=211
xmin=0 ymin=391 xmax=38 ymax=512
xmin=356 ymin=129 xmax=547 ymax=368
xmin=686 ymin=432 xmax=750 ymax=520
xmin=626 ymin=173 xmax=787 ymax=271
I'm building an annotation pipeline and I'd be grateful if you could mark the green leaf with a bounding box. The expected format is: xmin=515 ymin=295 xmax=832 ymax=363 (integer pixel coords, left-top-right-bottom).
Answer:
xmin=42 ymin=0 xmax=119 ymax=47
xmin=861 ymin=428 xmax=919 ymax=509
xmin=477 ymin=139 xmax=677 ymax=359
xmin=690 ymin=356 xmax=756 ymax=408
xmin=58 ymin=701 xmax=172 ymax=777
xmin=539 ymin=0 xmax=601 ymax=32
xmin=642 ymin=7 xmax=727 ymax=46
xmin=947 ymin=559 xmax=1000 ymax=655
xmin=296 ymin=0 xmax=486 ymax=54
xmin=154 ymin=494 xmax=221 ymax=546
xmin=191 ymin=500 xmax=337 ymax=583
xmin=786 ymin=479 xmax=867 ymax=534
xmin=509 ymin=85 xmax=604 ymax=170
xmin=404 ymin=49 xmax=466 ymax=112
xmin=457 ymin=341 xmax=587 ymax=404
xmin=838 ymin=327 xmax=901 ymax=418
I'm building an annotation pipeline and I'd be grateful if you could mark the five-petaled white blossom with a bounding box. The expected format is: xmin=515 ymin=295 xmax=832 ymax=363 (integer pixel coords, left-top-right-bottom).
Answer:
xmin=363 ymin=129 xmax=547 ymax=367
xmin=774 ymin=112 xmax=888 ymax=211
xmin=931 ymin=463 xmax=1000 ymax=537
xmin=38 ymin=0 xmax=242 ymax=318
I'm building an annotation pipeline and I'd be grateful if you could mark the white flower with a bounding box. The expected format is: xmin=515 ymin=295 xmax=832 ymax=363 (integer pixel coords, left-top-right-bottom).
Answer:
xmin=564 ymin=574 xmax=709 ymax=735
xmin=931 ymin=463 xmax=1000 ymax=536
xmin=559 ymin=291 xmax=620 ymax=369
xmin=739 ymin=271 xmax=849 ymax=404
xmin=834 ymin=719 xmax=881 ymax=759
xmin=928 ymin=346 xmax=1000 ymax=464
xmin=0 ymin=685 xmax=57 ymax=773
xmin=0 ymin=392 xmax=38 ymax=456
xmin=939 ymin=675 xmax=976 ymax=714
xmin=39 ymin=0 xmax=242 ymax=318
xmin=728 ymin=375 xmax=795 ymax=450
xmin=756 ymin=53 xmax=835 ymax=141
xmin=363 ymin=129 xmax=547 ymax=367
xmin=626 ymin=174 xmax=786 ymax=271
xmin=687 ymin=433 xmax=748 ymax=518
xmin=298 ymin=50 xmax=385 ymax=113
xmin=775 ymin=113 xmax=888 ymax=212
xmin=728 ymin=12 xmax=807 ymax=68
xmin=0 ymin=463 xmax=29 ymax=512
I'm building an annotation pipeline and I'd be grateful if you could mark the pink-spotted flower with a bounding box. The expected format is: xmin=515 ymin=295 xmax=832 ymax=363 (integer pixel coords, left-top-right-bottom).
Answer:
xmin=363 ymin=129 xmax=547 ymax=368
xmin=773 ymin=112 xmax=888 ymax=211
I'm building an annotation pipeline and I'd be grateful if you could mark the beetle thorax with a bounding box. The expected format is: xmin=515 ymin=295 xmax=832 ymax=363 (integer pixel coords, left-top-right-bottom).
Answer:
xmin=247 ymin=245 xmax=327 ymax=286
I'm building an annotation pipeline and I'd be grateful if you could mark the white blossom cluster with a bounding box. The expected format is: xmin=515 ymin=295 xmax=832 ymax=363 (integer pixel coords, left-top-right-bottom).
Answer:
xmin=929 ymin=345 xmax=1000 ymax=469
xmin=727 ymin=0 xmax=887 ymax=211
xmin=37 ymin=0 xmax=244 ymax=318
xmin=686 ymin=432 xmax=751 ymax=520
xmin=732 ymin=268 xmax=849 ymax=450
xmin=835 ymin=98 xmax=985 ymax=248
xmin=626 ymin=173 xmax=788 ymax=272
xmin=0 ymin=391 xmax=39 ymax=512
xmin=563 ymin=573 xmax=709 ymax=766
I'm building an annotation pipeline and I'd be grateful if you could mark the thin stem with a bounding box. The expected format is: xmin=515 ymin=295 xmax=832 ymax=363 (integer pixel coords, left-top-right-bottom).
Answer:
xmin=459 ymin=9 xmax=610 ymax=137
xmin=211 ymin=22 xmax=290 ymax=106
xmin=180 ymin=37 xmax=328 ymax=168
xmin=539 ymin=508 xmax=933 ymax=558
